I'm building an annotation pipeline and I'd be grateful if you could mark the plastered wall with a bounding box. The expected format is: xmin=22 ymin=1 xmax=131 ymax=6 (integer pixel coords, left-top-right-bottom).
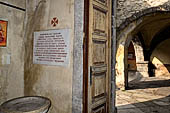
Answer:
xmin=24 ymin=0 xmax=74 ymax=113
xmin=0 ymin=0 xmax=25 ymax=104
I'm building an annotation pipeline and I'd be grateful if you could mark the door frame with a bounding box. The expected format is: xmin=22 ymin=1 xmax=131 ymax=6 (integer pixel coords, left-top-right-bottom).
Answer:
xmin=72 ymin=0 xmax=85 ymax=113
xmin=83 ymin=0 xmax=114 ymax=112
xmin=72 ymin=0 xmax=116 ymax=113
xmin=83 ymin=0 xmax=89 ymax=112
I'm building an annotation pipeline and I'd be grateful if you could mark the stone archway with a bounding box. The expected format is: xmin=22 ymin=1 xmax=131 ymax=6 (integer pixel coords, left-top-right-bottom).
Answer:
xmin=131 ymin=35 xmax=149 ymax=78
xmin=116 ymin=34 xmax=147 ymax=89
xmin=127 ymin=36 xmax=149 ymax=84
xmin=116 ymin=7 xmax=170 ymax=90
xmin=150 ymin=26 xmax=170 ymax=78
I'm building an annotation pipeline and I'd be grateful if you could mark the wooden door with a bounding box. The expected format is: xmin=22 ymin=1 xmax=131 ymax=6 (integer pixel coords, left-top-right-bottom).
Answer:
xmin=84 ymin=0 xmax=112 ymax=112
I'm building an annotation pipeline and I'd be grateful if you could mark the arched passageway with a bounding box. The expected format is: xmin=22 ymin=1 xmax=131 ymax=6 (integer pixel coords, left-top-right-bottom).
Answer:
xmin=127 ymin=42 xmax=137 ymax=83
xmin=127 ymin=37 xmax=148 ymax=85
xmin=116 ymin=7 xmax=170 ymax=89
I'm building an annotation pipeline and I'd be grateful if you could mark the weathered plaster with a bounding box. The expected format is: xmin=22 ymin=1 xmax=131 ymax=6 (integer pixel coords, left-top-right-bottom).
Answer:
xmin=24 ymin=0 xmax=74 ymax=113
xmin=0 ymin=2 xmax=25 ymax=104
xmin=0 ymin=0 xmax=26 ymax=9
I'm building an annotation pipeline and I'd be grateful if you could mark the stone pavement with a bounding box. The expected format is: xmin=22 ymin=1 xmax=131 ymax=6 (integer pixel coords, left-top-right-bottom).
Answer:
xmin=116 ymin=77 xmax=170 ymax=113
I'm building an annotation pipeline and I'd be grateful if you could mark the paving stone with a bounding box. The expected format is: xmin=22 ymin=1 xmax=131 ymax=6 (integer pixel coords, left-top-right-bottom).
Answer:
xmin=153 ymin=100 xmax=170 ymax=106
xmin=117 ymin=104 xmax=136 ymax=109
xmin=116 ymin=77 xmax=170 ymax=113
xmin=118 ymin=108 xmax=145 ymax=113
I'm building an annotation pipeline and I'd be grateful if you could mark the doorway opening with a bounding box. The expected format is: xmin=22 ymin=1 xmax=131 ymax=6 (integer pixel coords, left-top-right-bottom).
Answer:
xmin=116 ymin=7 xmax=170 ymax=113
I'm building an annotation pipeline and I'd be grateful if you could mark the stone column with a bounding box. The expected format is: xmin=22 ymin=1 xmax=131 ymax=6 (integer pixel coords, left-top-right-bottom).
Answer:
xmin=136 ymin=61 xmax=149 ymax=77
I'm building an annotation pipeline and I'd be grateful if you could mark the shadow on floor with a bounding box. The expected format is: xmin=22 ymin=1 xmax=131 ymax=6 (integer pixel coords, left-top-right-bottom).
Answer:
xmin=128 ymin=78 xmax=170 ymax=90
xmin=117 ymin=95 xmax=170 ymax=113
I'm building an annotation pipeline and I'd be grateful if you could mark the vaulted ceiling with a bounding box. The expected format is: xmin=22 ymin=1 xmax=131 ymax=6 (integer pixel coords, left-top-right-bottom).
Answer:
xmin=132 ymin=13 xmax=170 ymax=49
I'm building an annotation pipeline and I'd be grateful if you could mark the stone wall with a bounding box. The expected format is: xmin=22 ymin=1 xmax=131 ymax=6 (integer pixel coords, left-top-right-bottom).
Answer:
xmin=24 ymin=0 xmax=74 ymax=113
xmin=116 ymin=0 xmax=170 ymax=27
xmin=0 ymin=0 xmax=25 ymax=104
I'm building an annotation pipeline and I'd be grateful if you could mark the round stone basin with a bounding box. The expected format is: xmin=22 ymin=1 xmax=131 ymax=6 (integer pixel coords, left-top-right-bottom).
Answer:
xmin=0 ymin=96 xmax=51 ymax=113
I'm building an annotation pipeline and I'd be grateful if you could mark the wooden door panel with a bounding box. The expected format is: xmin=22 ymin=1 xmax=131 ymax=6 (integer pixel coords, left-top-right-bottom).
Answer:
xmin=94 ymin=0 xmax=107 ymax=6
xmin=92 ymin=104 xmax=106 ymax=113
xmin=92 ymin=73 xmax=106 ymax=99
xmin=92 ymin=40 xmax=106 ymax=65
xmin=93 ymin=8 xmax=107 ymax=33
xmin=91 ymin=65 xmax=107 ymax=108
xmin=85 ymin=0 xmax=111 ymax=112
xmin=92 ymin=34 xmax=107 ymax=40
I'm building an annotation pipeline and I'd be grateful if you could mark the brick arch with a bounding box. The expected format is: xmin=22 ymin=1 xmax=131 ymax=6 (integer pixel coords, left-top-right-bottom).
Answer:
xmin=116 ymin=8 xmax=170 ymax=89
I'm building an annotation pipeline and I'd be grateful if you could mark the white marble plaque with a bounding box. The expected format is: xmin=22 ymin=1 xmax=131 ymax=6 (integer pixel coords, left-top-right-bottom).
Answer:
xmin=33 ymin=29 xmax=70 ymax=66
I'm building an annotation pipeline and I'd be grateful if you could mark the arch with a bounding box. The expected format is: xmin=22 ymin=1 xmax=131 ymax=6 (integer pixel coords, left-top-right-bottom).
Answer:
xmin=150 ymin=39 xmax=170 ymax=77
xmin=127 ymin=41 xmax=137 ymax=84
xmin=131 ymin=35 xmax=145 ymax=63
xmin=150 ymin=25 xmax=170 ymax=56
xmin=129 ymin=35 xmax=149 ymax=82
xmin=117 ymin=6 xmax=170 ymax=34
xmin=116 ymin=8 xmax=170 ymax=89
